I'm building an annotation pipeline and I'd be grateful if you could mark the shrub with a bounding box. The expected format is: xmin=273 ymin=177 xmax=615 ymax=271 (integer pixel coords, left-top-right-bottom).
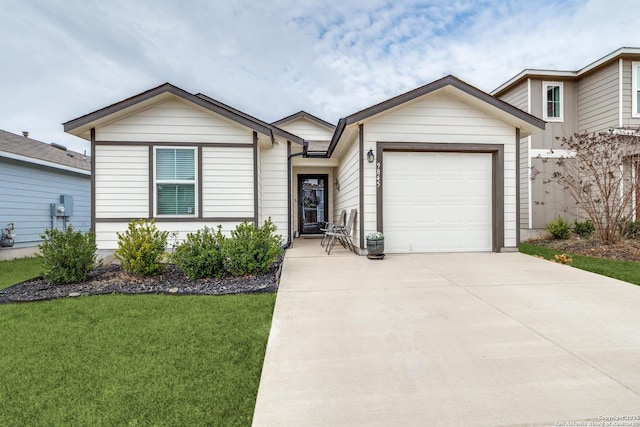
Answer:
xmin=621 ymin=219 xmax=640 ymax=239
xmin=39 ymin=226 xmax=99 ymax=285
xmin=224 ymin=219 xmax=283 ymax=276
xmin=573 ymin=219 xmax=594 ymax=238
xmin=172 ymin=226 xmax=227 ymax=279
xmin=546 ymin=216 xmax=571 ymax=240
xmin=114 ymin=219 xmax=169 ymax=276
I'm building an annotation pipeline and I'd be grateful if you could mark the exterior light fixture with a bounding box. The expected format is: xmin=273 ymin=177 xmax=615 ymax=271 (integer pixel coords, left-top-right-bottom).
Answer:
xmin=367 ymin=149 xmax=375 ymax=163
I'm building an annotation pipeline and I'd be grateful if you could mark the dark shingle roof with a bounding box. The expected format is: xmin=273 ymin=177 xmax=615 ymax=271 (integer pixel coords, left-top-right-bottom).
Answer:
xmin=0 ymin=129 xmax=91 ymax=172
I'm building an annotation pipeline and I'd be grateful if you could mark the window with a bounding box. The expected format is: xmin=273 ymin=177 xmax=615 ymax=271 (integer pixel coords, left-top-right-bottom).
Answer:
xmin=543 ymin=81 xmax=563 ymax=122
xmin=632 ymin=62 xmax=640 ymax=117
xmin=154 ymin=147 xmax=196 ymax=216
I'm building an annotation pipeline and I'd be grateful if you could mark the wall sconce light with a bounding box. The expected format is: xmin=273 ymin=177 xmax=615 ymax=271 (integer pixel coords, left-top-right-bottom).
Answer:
xmin=367 ymin=149 xmax=375 ymax=163
xmin=334 ymin=178 xmax=340 ymax=191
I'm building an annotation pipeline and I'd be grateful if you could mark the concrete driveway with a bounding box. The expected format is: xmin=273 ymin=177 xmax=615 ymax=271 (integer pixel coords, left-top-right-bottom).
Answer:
xmin=252 ymin=239 xmax=640 ymax=427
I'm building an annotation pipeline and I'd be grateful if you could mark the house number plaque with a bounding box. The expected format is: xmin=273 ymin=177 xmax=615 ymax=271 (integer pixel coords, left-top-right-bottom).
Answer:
xmin=376 ymin=161 xmax=381 ymax=188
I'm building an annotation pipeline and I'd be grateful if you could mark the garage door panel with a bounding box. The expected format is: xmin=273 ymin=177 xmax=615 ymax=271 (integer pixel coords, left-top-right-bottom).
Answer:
xmin=383 ymin=151 xmax=492 ymax=253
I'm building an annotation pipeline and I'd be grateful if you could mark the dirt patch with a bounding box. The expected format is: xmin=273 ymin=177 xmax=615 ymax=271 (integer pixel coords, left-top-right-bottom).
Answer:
xmin=0 ymin=260 xmax=282 ymax=304
xmin=528 ymin=238 xmax=640 ymax=262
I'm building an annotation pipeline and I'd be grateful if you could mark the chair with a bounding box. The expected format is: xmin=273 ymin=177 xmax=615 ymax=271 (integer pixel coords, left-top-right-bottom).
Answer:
xmin=325 ymin=209 xmax=357 ymax=255
xmin=320 ymin=209 xmax=346 ymax=247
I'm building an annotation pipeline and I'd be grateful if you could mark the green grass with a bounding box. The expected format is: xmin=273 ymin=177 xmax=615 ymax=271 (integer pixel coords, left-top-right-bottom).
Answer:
xmin=519 ymin=242 xmax=640 ymax=285
xmin=0 ymin=256 xmax=43 ymax=290
xmin=0 ymin=293 xmax=276 ymax=426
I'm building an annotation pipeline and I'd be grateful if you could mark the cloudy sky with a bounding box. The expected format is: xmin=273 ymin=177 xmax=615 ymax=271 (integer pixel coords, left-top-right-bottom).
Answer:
xmin=1 ymin=0 xmax=637 ymax=153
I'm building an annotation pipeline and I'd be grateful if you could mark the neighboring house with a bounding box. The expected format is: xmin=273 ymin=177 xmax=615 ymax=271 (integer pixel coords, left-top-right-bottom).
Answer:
xmin=492 ymin=47 xmax=640 ymax=240
xmin=0 ymin=129 xmax=91 ymax=260
xmin=63 ymin=76 xmax=544 ymax=255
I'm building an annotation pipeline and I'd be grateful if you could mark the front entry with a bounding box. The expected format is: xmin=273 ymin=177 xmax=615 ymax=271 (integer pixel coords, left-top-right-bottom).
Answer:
xmin=298 ymin=175 xmax=328 ymax=235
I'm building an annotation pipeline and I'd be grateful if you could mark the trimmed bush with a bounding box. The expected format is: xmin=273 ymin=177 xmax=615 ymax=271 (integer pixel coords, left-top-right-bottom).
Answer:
xmin=546 ymin=216 xmax=571 ymax=240
xmin=115 ymin=219 xmax=169 ymax=276
xmin=39 ymin=226 xmax=99 ymax=285
xmin=573 ymin=219 xmax=594 ymax=238
xmin=621 ymin=219 xmax=640 ymax=239
xmin=172 ymin=226 xmax=227 ymax=279
xmin=224 ymin=219 xmax=283 ymax=276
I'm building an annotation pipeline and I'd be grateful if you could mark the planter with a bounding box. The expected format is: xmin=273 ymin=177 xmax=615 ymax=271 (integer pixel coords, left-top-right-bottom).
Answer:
xmin=366 ymin=238 xmax=385 ymax=256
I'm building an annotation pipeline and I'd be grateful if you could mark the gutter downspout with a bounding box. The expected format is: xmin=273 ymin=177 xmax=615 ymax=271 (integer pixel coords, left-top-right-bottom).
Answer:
xmin=284 ymin=141 xmax=308 ymax=249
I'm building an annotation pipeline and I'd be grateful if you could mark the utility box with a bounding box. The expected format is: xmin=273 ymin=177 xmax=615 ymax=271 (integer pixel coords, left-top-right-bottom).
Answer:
xmin=60 ymin=195 xmax=73 ymax=217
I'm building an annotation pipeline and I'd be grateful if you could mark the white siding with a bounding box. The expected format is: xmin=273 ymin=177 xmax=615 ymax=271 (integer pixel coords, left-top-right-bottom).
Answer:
xmin=334 ymin=134 xmax=361 ymax=248
xmin=202 ymin=146 xmax=253 ymax=218
xmin=364 ymin=93 xmax=518 ymax=248
xmin=260 ymin=141 xmax=289 ymax=240
xmin=97 ymin=99 xmax=253 ymax=143
xmin=95 ymin=221 xmax=245 ymax=250
xmin=278 ymin=118 xmax=334 ymax=141
xmin=95 ymin=145 xmax=149 ymax=218
xmin=577 ymin=61 xmax=619 ymax=131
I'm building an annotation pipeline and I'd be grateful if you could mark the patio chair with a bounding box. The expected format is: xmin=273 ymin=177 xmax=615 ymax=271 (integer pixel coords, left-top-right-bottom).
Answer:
xmin=320 ymin=209 xmax=346 ymax=247
xmin=325 ymin=209 xmax=357 ymax=255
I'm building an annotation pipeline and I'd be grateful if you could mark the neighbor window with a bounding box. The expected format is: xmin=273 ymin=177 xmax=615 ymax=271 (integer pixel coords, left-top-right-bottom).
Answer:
xmin=543 ymin=81 xmax=563 ymax=122
xmin=632 ymin=62 xmax=640 ymax=117
xmin=154 ymin=147 xmax=196 ymax=216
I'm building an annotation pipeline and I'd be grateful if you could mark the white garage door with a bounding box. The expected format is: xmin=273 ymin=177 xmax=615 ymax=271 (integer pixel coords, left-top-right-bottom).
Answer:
xmin=383 ymin=151 xmax=493 ymax=253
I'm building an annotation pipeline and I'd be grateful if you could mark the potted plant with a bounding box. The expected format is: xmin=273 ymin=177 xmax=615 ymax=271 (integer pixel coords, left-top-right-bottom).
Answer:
xmin=366 ymin=231 xmax=384 ymax=258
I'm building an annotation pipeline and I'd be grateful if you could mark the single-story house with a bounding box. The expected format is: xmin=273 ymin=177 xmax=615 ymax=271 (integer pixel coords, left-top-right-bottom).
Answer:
xmin=63 ymin=75 xmax=544 ymax=256
xmin=0 ymin=129 xmax=91 ymax=260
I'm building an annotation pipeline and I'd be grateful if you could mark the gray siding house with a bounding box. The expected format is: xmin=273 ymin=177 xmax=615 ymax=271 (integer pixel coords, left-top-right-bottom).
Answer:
xmin=493 ymin=47 xmax=640 ymax=239
xmin=0 ymin=130 xmax=91 ymax=260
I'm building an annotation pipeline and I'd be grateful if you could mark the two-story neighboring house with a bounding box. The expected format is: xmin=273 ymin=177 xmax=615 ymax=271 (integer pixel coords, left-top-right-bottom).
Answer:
xmin=492 ymin=47 xmax=640 ymax=240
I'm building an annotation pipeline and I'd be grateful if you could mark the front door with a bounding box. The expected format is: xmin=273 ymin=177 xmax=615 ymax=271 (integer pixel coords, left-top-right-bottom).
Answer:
xmin=299 ymin=175 xmax=328 ymax=235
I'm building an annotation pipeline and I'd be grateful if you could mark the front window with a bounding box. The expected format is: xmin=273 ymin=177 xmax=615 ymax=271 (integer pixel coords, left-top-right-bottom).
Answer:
xmin=543 ymin=81 xmax=563 ymax=122
xmin=155 ymin=147 xmax=196 ymax=216
xmin=632 ymin=62 xmax=640 ymax=117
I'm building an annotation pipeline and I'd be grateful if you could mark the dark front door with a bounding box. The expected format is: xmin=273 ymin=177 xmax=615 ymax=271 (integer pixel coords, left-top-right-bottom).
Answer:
xmin=299 ymin=175 xmax=328 ymax=234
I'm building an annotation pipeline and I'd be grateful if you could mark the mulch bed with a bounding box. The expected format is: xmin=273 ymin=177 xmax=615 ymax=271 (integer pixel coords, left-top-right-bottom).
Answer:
xmin=0 ymin=259 xmax=282 ymax=304
xmin=528 ymin=238 xmax=640 ymax=262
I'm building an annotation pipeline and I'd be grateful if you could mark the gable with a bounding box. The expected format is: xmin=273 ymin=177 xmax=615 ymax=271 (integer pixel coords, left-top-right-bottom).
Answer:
xmin=277 ymin=117 xmax=334 ymax=141
xmin=96 ymin=98 xmax=253 ymax=143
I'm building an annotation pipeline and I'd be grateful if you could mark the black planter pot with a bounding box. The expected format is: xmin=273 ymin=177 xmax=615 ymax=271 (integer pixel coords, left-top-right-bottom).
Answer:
xmin=366 ymin=238 xmax=384 ymax=256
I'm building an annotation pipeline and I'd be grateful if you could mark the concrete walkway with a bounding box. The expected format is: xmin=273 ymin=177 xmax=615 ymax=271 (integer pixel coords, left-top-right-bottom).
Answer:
xmin=253 ymin=239 xmax=640 ymax=427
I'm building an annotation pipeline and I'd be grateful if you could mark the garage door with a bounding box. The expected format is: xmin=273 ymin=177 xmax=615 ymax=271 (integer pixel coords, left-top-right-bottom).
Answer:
xmin=383 ymin=151 xmax=493 ymax=253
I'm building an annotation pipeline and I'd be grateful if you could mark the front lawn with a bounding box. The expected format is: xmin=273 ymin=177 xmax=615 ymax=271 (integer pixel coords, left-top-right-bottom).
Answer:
xmin=519 ymin=242 xmax=640 ymax=286
xmin=0 ymin=293 xmax=276 ymax=426
xmin=0 ymin=256 xmax=43 ymax=290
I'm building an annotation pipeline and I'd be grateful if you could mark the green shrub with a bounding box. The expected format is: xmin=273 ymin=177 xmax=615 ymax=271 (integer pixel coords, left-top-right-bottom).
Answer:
xmin=621 ymin=219 xmax=640 ymax=239
xmin=38 ymin=226 xmax=99 ymax=285
xmin=546 ymin=216 xmax=571 ymax=239
xmin=172 ymin=226 xmax=227 ymax=279
xmin=224 ymin=219 xmax=283 ymax=276
xmin=573 ymin=219 xmax=594 ymax=238
xmin=114 ymin=219 xmax=169 ymax=276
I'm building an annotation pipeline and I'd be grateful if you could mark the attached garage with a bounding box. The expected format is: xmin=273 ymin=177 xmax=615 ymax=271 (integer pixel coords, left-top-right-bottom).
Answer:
xmin=327 ymin=76 xmax=545 ymax=254
xmin=383 ymin=151 xmax=493 ymax=253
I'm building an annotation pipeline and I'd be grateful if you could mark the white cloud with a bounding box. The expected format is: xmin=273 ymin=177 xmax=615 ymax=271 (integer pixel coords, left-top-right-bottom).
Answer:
xmin=0 ymin=0 xmax=637 ymax=153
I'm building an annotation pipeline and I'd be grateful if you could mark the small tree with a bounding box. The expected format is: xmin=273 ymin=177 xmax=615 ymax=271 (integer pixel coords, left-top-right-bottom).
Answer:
xmin=547 ymin=129 xmax=640 ymax=244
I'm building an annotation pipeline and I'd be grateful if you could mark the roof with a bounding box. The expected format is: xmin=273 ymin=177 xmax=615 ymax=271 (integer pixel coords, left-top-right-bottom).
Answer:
xmin=0 ymin=129 xmax=90 ymax=174
xmin=63 ymin=83 xmax=304 ymax=145
xmin=327 ymin=75 xmax=546 ymax=157
xmin=492 ymin=47 xmax=640 ymax=96
xmin=272 ymin=111 xmax=336 ymax=130
xmin=194 ymin=94 xmax=304 ymax=144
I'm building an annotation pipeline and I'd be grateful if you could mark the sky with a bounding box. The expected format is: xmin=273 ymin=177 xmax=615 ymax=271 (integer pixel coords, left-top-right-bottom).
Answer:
xmin=1 ymin=0 xmax=638 ymax=154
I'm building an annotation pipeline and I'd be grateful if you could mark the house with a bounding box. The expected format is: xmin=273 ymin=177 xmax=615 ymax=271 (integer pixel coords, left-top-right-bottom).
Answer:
xmin=0 ymin=129 xmax=91 ymax=260
xmin=492 ymin=47 xmax=640 ymax=240
xmin=63 ymin=76 xmax=544 ymax=256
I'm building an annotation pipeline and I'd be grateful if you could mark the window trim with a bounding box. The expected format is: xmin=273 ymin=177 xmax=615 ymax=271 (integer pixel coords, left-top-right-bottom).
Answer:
xmin=153 ymin=146 xmax=198 ymax=218
xmin=542 ymin=81 xmax=563 ymax=122
xmin=632 ymin=62 xmax=640 ymax=118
